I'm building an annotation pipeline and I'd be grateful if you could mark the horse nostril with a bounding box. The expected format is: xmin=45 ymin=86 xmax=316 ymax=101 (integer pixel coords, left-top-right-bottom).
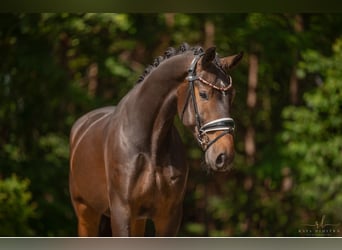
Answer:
xmin=215 ymin=153 xmax=227 ymax=168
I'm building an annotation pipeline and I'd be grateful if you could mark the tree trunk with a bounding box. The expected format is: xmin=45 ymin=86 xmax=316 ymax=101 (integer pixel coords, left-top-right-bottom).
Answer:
xmin=289 ymin=68 xmax=298 ymax=105
xmin=289 ymin=14 xmax=303 ymax=105
xmin=87 ymin=63 xmax=98 ymax=97
xmin=204 ymin=19 xmax=215 ymax=48
xmin=245 ymin=53 xmax=259 ymax=164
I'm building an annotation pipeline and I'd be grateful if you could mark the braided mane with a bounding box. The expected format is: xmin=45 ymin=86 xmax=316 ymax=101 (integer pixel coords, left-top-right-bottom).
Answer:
xmin=136 ymin=43 xmax=204 ymax=84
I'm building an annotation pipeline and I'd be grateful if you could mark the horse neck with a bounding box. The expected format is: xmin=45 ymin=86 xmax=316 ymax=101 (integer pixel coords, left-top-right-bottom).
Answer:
xmin=119 ymin=53 xmax=192 ymax=158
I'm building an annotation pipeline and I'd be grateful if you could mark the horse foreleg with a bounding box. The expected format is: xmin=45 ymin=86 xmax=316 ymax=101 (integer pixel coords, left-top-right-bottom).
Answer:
xmin=130 ymin=218 xmax=146 ymax=237
xmin=74 ymin=201 xmax=101 ymax=237
xmin=153 ymin=207 xmax=182 ymax=237
xmin=108 ymin=197 xmax=133 ymax=236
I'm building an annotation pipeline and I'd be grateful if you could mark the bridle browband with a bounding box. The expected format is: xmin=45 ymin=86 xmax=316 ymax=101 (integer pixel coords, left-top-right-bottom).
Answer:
xmin=181 ymin=52 xmax=235 ymax=152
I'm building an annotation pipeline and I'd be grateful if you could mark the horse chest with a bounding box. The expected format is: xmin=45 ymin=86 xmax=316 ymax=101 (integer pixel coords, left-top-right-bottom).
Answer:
xmin=132 ymin=163 xmax=185 ymax=197
xmin=130 ymin=161 xmax=187 ymax=217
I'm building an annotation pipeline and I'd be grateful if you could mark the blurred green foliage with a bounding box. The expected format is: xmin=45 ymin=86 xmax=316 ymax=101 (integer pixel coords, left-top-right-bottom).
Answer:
xmin=0 ymin=175 xmax=36 ymax=236
xmin=282 ymin=38 xmax=342 ymax=226
xmin=0 ymin=13 xmax=342 ymax=236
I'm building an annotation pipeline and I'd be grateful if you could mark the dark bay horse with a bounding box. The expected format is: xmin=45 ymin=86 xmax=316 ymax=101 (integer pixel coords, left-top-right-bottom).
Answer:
xmin=69 ymin=43 xmax=243 ymax=236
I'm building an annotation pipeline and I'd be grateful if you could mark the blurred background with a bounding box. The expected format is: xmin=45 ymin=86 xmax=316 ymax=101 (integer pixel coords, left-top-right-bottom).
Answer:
xmin=0 ymin=13 xmax=341 ymax=237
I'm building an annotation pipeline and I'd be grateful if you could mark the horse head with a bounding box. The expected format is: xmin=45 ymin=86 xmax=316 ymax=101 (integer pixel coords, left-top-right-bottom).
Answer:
xmin=177 ymin=47 xmax=243 ymax=172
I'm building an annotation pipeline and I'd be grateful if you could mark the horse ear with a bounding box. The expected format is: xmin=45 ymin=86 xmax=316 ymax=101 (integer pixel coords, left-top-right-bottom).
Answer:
xmin=221 ymin=51 xmax=244 ymax=71
xmin=202 ymin=47 xmax=216 ymax=67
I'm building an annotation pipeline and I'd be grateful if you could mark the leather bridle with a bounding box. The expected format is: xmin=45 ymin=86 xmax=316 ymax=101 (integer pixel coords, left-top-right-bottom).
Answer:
xmin=181 ymin=52 xmax=235 ymax=152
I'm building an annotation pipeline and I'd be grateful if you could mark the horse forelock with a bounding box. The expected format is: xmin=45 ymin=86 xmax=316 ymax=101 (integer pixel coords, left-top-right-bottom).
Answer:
xmin=136 ymin=43 xmax=204 ymax=84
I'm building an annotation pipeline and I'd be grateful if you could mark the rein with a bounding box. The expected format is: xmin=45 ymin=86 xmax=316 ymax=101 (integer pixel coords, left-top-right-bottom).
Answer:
xmin=181 ymin=53 xmax=235 ymax=151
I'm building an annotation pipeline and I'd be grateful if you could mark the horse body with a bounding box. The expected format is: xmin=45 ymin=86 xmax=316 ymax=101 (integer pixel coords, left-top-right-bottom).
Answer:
xmin=70 ymin=54 xmax=192 ymax=236
xmin=69 ymin=44 xmax=243 ymax=236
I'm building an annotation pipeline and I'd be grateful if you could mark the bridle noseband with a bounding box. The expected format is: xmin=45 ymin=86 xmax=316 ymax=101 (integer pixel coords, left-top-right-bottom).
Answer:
xmin=181 ymin=52 xmax=235 ymax=152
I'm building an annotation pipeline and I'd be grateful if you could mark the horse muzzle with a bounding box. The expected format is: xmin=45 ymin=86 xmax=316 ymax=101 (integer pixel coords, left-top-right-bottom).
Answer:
xmin=201 ymin=124 xmax=235 ymax=172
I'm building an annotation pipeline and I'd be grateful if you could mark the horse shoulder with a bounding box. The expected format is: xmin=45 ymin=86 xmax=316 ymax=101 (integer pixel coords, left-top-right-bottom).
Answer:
xmin=70 ymin=106 xmax=116 ymax=147
xmin=69 ymin=106 xmax=116 ymax=213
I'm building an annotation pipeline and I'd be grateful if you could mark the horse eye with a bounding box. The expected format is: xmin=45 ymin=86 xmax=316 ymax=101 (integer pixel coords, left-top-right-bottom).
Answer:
xmin=199 ymin=91 xmax=209 ymax=100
